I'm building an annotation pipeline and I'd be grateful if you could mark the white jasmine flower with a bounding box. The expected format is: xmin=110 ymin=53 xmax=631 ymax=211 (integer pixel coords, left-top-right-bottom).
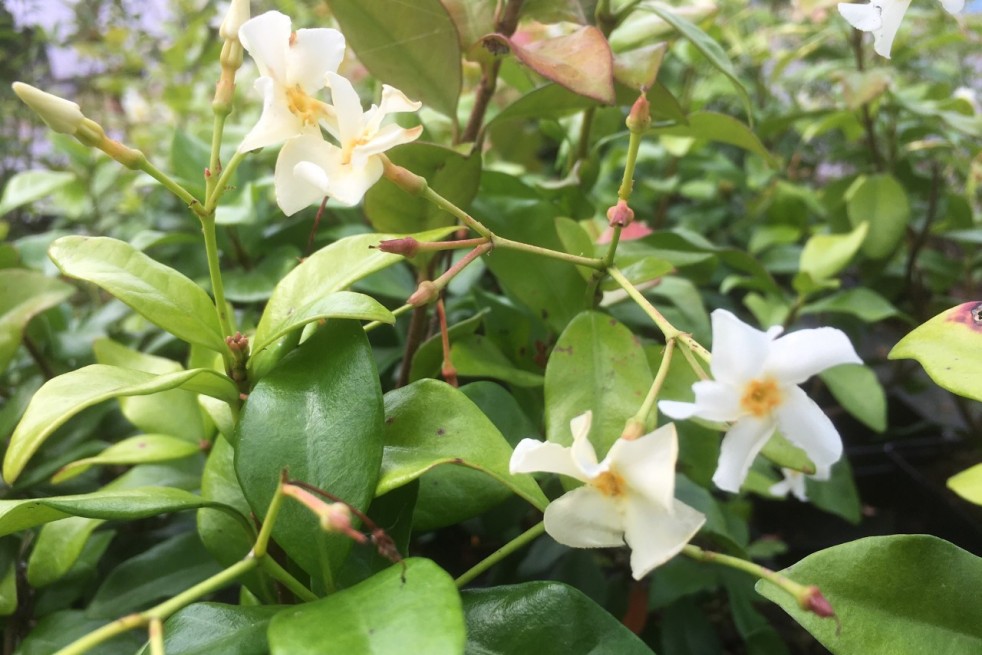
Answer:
xmin=837 ymin=0 xmax=965 ymax=59
xmin=509 ymin=411 xmax=705 ymax=580
xmin=236 ymin=11 xmax=345 ymax=152
xmin=659 ymin=309 xmax=860 ymax=494
xmin=273 ymin=73 xmax=422 ymax=212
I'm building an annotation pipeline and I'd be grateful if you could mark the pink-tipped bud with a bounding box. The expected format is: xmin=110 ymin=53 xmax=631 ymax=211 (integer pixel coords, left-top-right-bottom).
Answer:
xmin=803 ymin=586 xmax=835 ymax=618
xmin=626 ymin=92 xmax=651 ymax=133
xmin=320 ymin=503 xmax=367 ymax=543
xmin=382 ymin=160 xmax=428 ymax=196
xmin=407 ymin=280 xmax=439 ymax=307
xmin=376 ymin=237 xmax=420 ymax=258
xmin=606 ymin=199 xmax=635 ymax=227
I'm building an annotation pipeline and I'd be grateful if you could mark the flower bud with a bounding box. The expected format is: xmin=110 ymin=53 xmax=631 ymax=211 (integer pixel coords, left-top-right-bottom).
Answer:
xmin=376 ymin=237 xmax=420 ymax=258
xmin=12 ymin=82 xmax=85 ymax=135
xmin=802 ymin=585 xmax=835 ymax=618
xmin=381 ymin=159 xmax=428 ymax=196
xmin=606 ymin=199 xmax=635 ymax=227
xmin=626 ymin=92 xmax=651 ymax=134
xmin=219 ymin=0 xmax=251 ymax=42
xmin=407 ymin=280 xmax=439 ymax=307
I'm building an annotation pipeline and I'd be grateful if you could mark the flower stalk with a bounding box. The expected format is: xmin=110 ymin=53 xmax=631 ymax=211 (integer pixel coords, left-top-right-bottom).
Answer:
xmin=455 ymin=521 xmax=545 ymax=587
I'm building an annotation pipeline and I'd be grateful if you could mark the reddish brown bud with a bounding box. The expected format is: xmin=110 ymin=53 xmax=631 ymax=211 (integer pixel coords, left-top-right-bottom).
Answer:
xmin=407 ymin=280 xmax=439 ymax=307
xmin=606 ymin=199 xmax=635 ymax=227
xmin=225 ymin=332 xmax=249 ymax=353
xmin=376 ymin=237 xmax=420 ymax=258
xmin=803 ymin=586 xmax=835 ymax=618
xmin=626 ymin=92 xmax=651 ymax=133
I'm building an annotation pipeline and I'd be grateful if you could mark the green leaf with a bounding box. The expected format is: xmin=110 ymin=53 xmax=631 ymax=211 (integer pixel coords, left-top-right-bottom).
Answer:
xmin=3 ymin=365 xmax=237 ymax=483
xmin=250 ymin=228 xmax=453 ymax=377
xmin=819 ymin=364 xmax=886 ymax=433
xmin=846 ymin=174 xmax=910 ymax=260
xmin=365 ymin=143 xmax=482 ymax=233
xmin=409 ymin=309 xmax=487 ymax=382
xmin=26 ymin=516 xmax=102 ymax=588
xmin=0 ymin=539 xmax=17 ymax=616
xmin=0 ymin=487 xmax=227 ymax=537
xmin=48 ymin=236 xmax=226 ymax=352
xmin=0 ymin=169 xmax=75 ymax=215
xmin=652 ymin=112 xmax=775 ymax=167
xmin=87 ymin=532 xmax=222 ymax=618
xmin=639 ymin=3 xmax=752 ymax=123
xmin=223 ymin=245 xmax=301 ymax=303
xmin=756 ymin=535 xmax=982 ymax=653
xmin=268 ymin=559 xmax=465 ymax=655
xmin=17 ymin=610 xmax=145 ymax=655
xmin=800 ymin=288 xmax=899 ymax=323
xmin=948 ymin=463 xmax=982 ymax=506
xmin=545 ymin=311 xmax=652 ymax=457
xmin=52 ymin=434 xmax=202 ymax=483
xmin=378 ymin=379 xmax=548 ymax=510
xmin=235 ymin=321 xmax=384 ymax=587
xmin=805 ymin=458 xmax=861 ymax=524
xmin=0 ymin=268 xmax=73 ymax=373
xmin=462 ymin=581 xmax=654 ymax=654
xmin=327 ymin=0 xmax=461 ymax=118
xmin=451 ymin=335 xmax=545 ymax=388
xmin=250 ymin=291 xmax=394 ymax=356
xmin=889 ymin=302 xmax=982 ymax=402
xmin=93 ymin=338 xmax=209 ymax=442
xmin=798 ymin=222 xmax=868 ymax=283
xmin=137 ymin=603 xmax=281 ymax=655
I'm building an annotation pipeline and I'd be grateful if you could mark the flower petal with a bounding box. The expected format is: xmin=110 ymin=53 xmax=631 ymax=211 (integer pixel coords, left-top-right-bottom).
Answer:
xmin=320 ymin=155 xmax=384 ymax=206
xmin=326 ymin=72 xmax=364 ymax=146
xmin=939 ymin=0 xmax=965 ymax=13
xmin=765 ymin=327 xmax=860 ymax=385
xmin=837 ymin=2 xmax=882 ymax=31
xmin=690 ymin=380 xmax=743 ymax=422
xmin=287 ymin=28 xmax=346 ymax=92
xmin=509 ymin=438 xmax=587 ymax=482
xmin=769 ymin=468 xmax=808 ymax=502
xmin=709 ymin=309 xmax=773 ymax=385
xmin=569 ymin=411 xmax=601 ymax=477
xmin=873 ymin=0 xmax=912 ymax=58
xmin=543 ymin=486 xmax=625 ymax=549
xmin=713 ymin=416 xmax=775 ymax=493
xmin=623 ymin=497 xmax=704 ymax=579
xmin=774 ymin=386 xmax=843 ymax=470
xmin=609 ymin=423 xmax=679 ymax=511
xmin=658 ymin=400 xmax=698 ymax=420
xmin=353 ymin=124 xmax=423 ymax=159
xmin=239 ymin=10 xmax=291 ymax=80
xmin=274 ymin=135 xmax=336 ymax=215
xmin=238 ymin=78 xmax=310 ymax=152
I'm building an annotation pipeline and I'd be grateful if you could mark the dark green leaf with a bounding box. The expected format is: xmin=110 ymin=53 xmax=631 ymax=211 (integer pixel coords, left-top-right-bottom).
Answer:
xmin=137 ymin=603 xmax=281 ymax=655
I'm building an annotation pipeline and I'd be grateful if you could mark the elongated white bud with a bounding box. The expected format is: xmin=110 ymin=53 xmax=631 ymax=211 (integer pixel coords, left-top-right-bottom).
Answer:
xmin=12 ymin=82 xmax=85 ymax=135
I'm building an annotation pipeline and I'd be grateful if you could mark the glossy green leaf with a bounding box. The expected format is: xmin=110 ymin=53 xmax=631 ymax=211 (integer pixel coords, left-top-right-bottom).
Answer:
xmin=3 ymin=365 xmax=236 ymax=483
xmin=87 ymin=531 xmax=222 ymax=618
xmin=0 ymin=169 xmax=75 ymax=215
xmin=798 ymin=222 xmax=868 ymax=283
xmin=327 ymin=0 xmax=461 ymax=118
xmin=235 ymin=321 xmax=384 ymax=587
xmin=462 ymin=581 xmax=654 ymax=654
xmin=640 ymin=3 xmax=752 ymax=122
xmin=0 ymin=487 xmax=228 ymax=537
xmin=846 ymin=174 xmax=910 ymax=260
xmin=268 ymin=558 xmax=465 ymax=655
xmin=820 ymin=364 xmax=886 ymax=433
xmin=756 ymin=535 xmax=982 ymax=653
xmin=0 ymin=269 xmax=73 ymax=373
xmin=760 ymin=432 xmax=815 ymax=475
xmin=52 ymin=434 xmax=202 ymax=483
xmin=378 ymin=379 xmax=548 ymax=510
xmin=800 ymin=288 xmax=899 ymax=322
xmin=365 ymin=143 xmax=482 ymax=233
xmin=250 ymin=228 xmax=453 ymax=377
xmin=889 ymin=301 xmax=982 ymax=402
xmin=27 ymin=516 xmax=104 ymax=587
xmin=17 ymin=610 xmax=145 ymax=655
xmin=137 ymin=603 xmax=282 ymax=655
xmin=451 ymin=335 xmax=545 ymax=387
xmin=48 ymin=236 xmax=226 ymax=352
xmin=0 ymin=539 xmax=16 ymax=616
xmin=223 ymin=245 xmax=301 ymax=303
xmin=948 ymin=463 xmax=982 ymax=505
xmin=93 ymin=338 xmax=209 ymax=443
xmin=652 ymin=112 xmax=775 ymax=166
xmin=409 ymin=309 xmax=487 ymax=382
xmin=251 ymin=291 xmax=393 ymax=356
xmin=805 ymin=458 xmax=861 ymax=524
xmin=545 ymin=311 xmax=652 ymax=457
xmin=555 ymin=216 xmax=597 ymax=282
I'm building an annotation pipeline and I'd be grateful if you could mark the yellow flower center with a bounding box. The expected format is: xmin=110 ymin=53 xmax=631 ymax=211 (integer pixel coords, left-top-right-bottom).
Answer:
xmin=340 ymin=134 xmax=371 ymax=166
xmin=593 ymin=470 xmax=627 ymax=498
xmin=286 ymin=85 xmax=321 ymax=126
xmin=740 ymin=377 xmax=782 ymax=417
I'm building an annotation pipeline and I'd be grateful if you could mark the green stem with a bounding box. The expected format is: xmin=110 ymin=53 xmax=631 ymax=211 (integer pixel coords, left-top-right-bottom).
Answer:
xmin=206 ymin=113 xmax=228 ymax=200
xmin=254 ymin=481 xmax=287 ymax=559
xmin=365 ymin=303 xmax=413 ymax=332
xmin=617 ymin=131 xmax=642 ymax=202
xmin=200 ymin=215 xmax=234 ymax=344
xmin=634 ymin=337 xmax=675 ymax=426
xmin=149 ymin=559 xmax=257 ymax=620
xmin=149 ymin=618 xmax=164 ymax=655
xmin=455 ymin=522 xmax=546 ymax=588
xmin=494 ymin=236 xmax=604 ymax=269
xmin=205 ymin=151 xmax=246 ymax=212
xmin=259 ymin=557 xmax=318 ymax=603
xmin=54 ymin=615 xmax=146 ymax=655
xmin=421 ymin=187 xmax=493 ymax=238
xmin=137 ymin=156 xmax=204 ymax=217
